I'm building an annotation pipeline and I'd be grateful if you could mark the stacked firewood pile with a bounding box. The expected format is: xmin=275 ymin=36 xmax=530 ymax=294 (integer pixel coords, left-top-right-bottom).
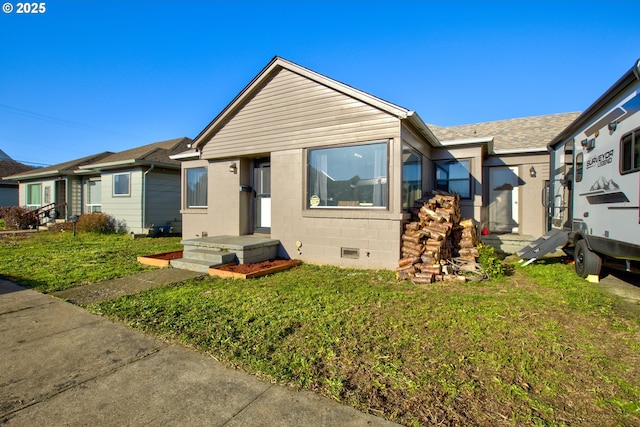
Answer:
xmin=397 ymin=191 xmax=480 ymax=284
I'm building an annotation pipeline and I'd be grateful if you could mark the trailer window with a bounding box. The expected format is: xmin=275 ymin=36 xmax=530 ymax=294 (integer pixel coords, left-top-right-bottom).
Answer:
xmin=620 ymin=128 xmax=640 ymax=174
xmin=575 ymin=153 xmax=583 ymax=182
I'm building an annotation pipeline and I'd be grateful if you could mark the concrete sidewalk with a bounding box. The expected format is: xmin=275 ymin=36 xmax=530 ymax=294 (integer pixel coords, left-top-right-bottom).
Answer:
xmin=0 ymin=279 xmax=399 ymax=426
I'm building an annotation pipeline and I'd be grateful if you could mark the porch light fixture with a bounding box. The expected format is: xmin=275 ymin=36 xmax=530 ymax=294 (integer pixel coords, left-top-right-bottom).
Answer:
xmin=529 ymin=166 xmax=536 ymax=178
xmin=228 ymin=163 xmax=237 ymax=174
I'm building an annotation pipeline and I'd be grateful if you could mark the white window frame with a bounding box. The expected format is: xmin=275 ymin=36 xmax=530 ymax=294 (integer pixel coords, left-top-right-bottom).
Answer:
xmin=113 ymin=172 xmax=131 ymax=197
xmin=86 ymin=178 xmax=102 ymax=212
xmin=26 ymin=183 xmax=42 ymax=209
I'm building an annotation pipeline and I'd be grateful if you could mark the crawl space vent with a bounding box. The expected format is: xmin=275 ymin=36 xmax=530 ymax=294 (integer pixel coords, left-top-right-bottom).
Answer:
xmin=341 ymin=247 xmax=360 ymax=259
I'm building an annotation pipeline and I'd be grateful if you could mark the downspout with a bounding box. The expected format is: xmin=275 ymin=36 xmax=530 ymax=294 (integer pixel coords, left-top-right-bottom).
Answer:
xmin=142 ymin=165 xmax=154 ymax=234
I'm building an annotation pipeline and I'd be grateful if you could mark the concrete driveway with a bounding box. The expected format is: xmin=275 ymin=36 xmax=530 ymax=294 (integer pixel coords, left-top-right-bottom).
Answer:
xmin=0 ymin=279 xmax=398 ymax=426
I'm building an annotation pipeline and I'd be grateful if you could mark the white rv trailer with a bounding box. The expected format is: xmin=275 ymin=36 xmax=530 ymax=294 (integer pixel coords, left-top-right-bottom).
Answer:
xmin=519 ymin=58 xmax=640 ymax=278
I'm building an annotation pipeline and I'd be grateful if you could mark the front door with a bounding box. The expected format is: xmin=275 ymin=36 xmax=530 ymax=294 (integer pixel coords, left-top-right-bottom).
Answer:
xmin=55 ymin=179 xmax=67 ymax=219
xmin=489 ymin=166 xmax=519 ymax=233
xmin=253 ymin=160 xmax=271 ymax=234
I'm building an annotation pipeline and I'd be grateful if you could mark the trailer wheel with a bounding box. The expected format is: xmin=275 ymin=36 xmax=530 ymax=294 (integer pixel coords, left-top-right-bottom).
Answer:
xmin=574 ymin=239 xmax=602 ymax=278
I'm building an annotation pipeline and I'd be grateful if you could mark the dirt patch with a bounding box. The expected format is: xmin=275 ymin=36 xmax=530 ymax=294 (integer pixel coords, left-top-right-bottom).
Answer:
xmin=210 ymin=259 xmax=301 ymax=279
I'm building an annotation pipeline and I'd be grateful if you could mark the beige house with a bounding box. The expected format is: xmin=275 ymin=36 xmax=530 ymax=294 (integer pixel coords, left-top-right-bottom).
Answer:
xmin=177 ymin=57 xmax=578 ymax=268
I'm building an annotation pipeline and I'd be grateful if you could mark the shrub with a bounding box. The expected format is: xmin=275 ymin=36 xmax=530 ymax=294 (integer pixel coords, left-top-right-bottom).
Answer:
xmin=477 ymin=243 xmax=505 ymax=279
xmin=0 ymin=206 xmax=39 ymax=230
xmin=76 ymin=212 xmax=116 ymax=233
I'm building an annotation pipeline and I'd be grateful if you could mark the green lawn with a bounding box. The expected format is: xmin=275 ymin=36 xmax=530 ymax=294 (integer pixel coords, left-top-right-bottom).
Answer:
xmin=0 ymin=232 xmax=182 ymax=292
xmin=1 ymin=232 xmax=638 ymax=426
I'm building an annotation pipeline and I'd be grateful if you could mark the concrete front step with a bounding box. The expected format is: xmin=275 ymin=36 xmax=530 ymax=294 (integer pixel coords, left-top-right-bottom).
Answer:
xmin=180 ymin=235 xmax=280 ymax=264
xmin=170 ymin=258 xmax=224 ymax=274
xmin=171 ymin=249 xmax=237 ymax=273
xmin=183 ymin=248 xmax=236 ymax=263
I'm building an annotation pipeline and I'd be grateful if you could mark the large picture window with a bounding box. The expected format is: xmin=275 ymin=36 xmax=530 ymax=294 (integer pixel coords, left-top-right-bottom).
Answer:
xmin=26 ymin=183 xmax=42 ymax=208
xmin=113 ymin=173 xmax=130 ymax=196
xmin=307 ymin=142 xmax=387 ymax=208
xmin=435 ymin=159 xmax=471 ymax=199
xmin=186 ymin=167 xmax=208 ymax=208
xmin=402 ymin=145 xmax=422 ymax=210
xmin=621 ymin=128 xmax=640 ymax=174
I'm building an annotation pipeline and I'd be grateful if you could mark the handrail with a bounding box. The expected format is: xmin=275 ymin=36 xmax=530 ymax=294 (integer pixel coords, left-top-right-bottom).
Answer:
xmin=26 ymin=202 xmax=68 ymax=226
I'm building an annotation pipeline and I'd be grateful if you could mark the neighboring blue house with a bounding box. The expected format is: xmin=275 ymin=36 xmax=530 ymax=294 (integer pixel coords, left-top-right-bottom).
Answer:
xmin=4 ymin=138 xmax=191 ymax=234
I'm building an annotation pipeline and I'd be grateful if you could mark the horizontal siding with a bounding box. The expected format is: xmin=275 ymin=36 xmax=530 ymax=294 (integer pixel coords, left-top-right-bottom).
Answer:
xmin=145 ymin=171 xmax=181 ymax=231
xmin=101 ymin=169 xmax=143 ymax=232
xmin=202 ymin=68 xmax=399 ymax=159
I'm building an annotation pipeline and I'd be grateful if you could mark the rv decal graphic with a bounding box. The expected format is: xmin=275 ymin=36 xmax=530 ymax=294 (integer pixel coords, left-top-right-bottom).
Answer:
xmin=584 ymin=91 xmax=640 ymax=137
xmin=586 ymin=149 xmax=614 ymax=169
xmin=579 ymin=176 xmax=630 ymax=204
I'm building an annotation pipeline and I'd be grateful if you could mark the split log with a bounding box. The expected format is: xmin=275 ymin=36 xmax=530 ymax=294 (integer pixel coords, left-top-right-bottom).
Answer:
xmin=411 ymin=274 xmax=434 ymax=284
xmin=398 ymin=256 xmax=420 ymax=267
xmin=401 ymin=234 xmax=421 ymax=244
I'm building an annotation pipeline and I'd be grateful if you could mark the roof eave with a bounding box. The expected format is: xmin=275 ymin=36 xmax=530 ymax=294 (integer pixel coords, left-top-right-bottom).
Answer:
xmin=406 ymin=111 xmax=442 ymax=147
xmin=79 ymin=159 xmax=179 ymax=172
xmin=3 ymin=169 xmax=70 ymax=181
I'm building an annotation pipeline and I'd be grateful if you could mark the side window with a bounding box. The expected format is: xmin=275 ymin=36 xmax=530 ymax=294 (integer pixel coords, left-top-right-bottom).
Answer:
xmin=620 ymin=128 xmax=640 ymax=174
xmin=402 ymin=144 xmax=422 ymax=211
xmin=113 ymin=173 xmax=131 ymax=196
xmin=186 ymin=167 xmax=208 ymax=208
xmin=435 ymin=159 xmax=471 ymax=199
xmin=575 ymin=152 xmax=583 ymax=183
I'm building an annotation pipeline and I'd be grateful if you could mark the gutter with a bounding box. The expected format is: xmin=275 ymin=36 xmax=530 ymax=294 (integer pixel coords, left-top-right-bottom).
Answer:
xmin=142 ymin=165 xmax=155 ymax=234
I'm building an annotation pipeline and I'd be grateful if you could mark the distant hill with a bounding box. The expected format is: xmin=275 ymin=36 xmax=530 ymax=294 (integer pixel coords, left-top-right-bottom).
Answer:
xmin=0 ymin=159 xmax=35 ymax=180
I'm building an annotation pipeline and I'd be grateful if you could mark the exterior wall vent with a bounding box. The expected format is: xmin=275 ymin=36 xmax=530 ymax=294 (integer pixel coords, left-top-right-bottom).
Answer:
xmin=341 ymin=247 xmax=360 ymax=259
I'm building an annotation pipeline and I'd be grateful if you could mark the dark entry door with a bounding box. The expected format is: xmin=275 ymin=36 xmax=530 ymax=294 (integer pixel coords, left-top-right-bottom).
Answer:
xmin=55 ymin=179 xmax=67 ymax=219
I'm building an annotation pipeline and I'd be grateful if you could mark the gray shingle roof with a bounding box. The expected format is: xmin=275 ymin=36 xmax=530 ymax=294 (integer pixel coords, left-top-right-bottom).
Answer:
xmin=86 ymin=137 xmax=192 ymax=167
xmin=429 ymin=112 xmax=581 ymax=152
xmin=4 ymin=152 xmax=114 ymax=180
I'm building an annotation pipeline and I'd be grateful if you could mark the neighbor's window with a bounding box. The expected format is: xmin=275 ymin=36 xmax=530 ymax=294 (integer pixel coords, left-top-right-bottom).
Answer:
xmin=435 ymin=159 xmax=471 ymax=198
xmin=402 ymin=145 xmax=422 ymax=210
xmin=26 ymin=183 xmax=42 ymax=207
xmin=307 ymin=142 xmax=387 ymax=208
xmin=113 ymin=173 xmax=130 ymax=196
xmin=87 ymin=179 xmax=102 ymax=212
xmin=186 ymin=167 xmax=208 ymax=208
xmin=621 ymin=128 xmax=640 ymax=174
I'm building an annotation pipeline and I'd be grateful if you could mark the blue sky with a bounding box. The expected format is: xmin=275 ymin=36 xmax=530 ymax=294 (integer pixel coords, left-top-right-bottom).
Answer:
xmin=1 ymin=0 xmax=638 ymax=166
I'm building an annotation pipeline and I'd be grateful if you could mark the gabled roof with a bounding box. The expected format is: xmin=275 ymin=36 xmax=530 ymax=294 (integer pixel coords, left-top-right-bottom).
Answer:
xmin=429 ymin=112 xmax=581 ymax=154
xmin=4 ymin=152 xmax=114 ymax=181
xmin=191 ymin=56 xmax=438 ymax=149
xmin=78 ymin=137 xmax=192 ymax=172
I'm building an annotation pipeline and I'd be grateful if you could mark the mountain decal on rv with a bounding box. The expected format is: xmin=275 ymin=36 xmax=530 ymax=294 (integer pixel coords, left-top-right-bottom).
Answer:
xmin=579 ymin=176 xmax=630 ymax=204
